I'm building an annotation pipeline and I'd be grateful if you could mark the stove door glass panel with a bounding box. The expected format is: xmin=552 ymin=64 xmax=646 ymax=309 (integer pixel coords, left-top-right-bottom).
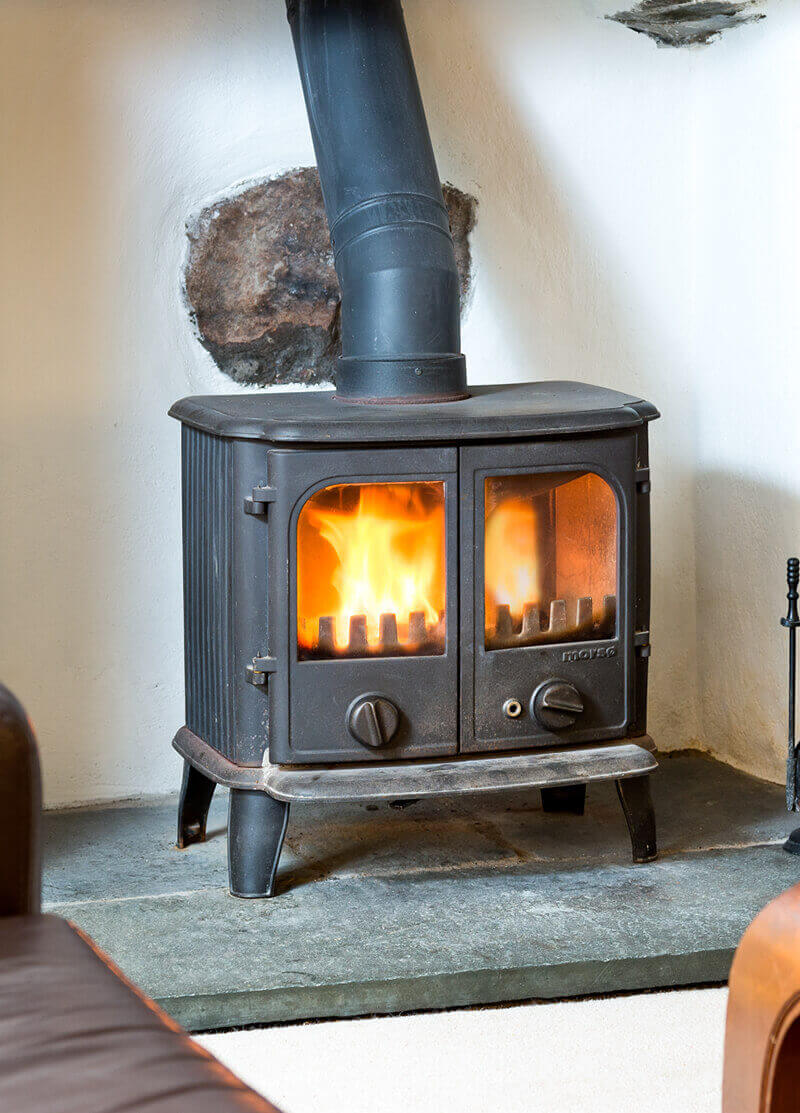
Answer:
xmin=484 ymin=471 xmax=617 ymax=650
xmin=297 ymin=480 xmax=446 ymax=660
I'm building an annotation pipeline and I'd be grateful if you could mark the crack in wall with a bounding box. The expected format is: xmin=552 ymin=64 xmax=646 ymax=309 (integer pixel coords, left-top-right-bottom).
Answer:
xmin=607 ymin=0 xmax=766 ymax=47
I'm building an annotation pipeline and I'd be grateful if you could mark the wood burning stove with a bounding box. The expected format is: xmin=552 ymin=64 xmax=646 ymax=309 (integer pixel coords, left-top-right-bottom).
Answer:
xmin=169 ymin=0 xmax=660 ymax=896
xmin=170 ymin=382 xmax=659 ymax=895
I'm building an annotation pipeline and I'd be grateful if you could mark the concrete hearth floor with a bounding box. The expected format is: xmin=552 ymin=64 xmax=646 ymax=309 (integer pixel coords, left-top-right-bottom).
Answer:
xmin=43 ymin=751 xmax=800 ymax=1032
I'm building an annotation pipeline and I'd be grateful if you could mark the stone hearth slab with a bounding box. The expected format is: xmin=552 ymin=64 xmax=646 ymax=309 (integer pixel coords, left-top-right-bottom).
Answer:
xmin=42 ymin=752 xmax=800 ymax=1032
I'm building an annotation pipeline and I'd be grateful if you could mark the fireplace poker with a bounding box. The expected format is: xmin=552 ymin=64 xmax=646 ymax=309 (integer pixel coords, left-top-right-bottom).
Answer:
xmin=782 ymin=558 xmax=800 ymax=854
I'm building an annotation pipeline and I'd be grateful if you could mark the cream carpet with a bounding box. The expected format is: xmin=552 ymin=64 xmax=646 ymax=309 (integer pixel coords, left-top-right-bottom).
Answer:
xmin=198 ymin=987 xmax=728 ymax=1113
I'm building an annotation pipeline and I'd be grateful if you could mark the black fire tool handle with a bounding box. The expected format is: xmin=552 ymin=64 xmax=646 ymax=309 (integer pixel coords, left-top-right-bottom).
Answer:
xmin=782 ymin=557 xmax=800 ymax=812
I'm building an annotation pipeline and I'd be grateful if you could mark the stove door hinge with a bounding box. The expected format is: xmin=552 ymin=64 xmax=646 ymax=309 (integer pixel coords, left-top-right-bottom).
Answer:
xmin=635 ymin=467 xmax=651 ymax=494
xmin=243 ymin=486 xmax=277 ymax=515
xmin=245 ymin=655 xmax=278 ymax=686
xmin=634 ymin=630 xmax=651 ymax=658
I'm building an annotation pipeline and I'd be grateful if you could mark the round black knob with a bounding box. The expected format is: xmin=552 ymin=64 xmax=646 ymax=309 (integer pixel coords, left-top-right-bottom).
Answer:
xmin=531 ymin=681 xmax=584 ymax=731
xmin=347 ymin=696 xmax=400 ymax=748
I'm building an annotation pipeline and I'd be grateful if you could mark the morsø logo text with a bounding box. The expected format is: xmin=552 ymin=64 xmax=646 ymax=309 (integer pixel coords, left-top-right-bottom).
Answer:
xmin=562 ymin=646 xmax=616 ymax=662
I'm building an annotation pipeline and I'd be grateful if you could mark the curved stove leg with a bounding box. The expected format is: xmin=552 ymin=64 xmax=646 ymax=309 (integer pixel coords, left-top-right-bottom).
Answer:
xmin=228 ymin=790 xmax=290 ymax=898
xmin=177 ymin=760 xmax=216 ymax=848
xmin=616 ymin=774 xmax=657 ymax=863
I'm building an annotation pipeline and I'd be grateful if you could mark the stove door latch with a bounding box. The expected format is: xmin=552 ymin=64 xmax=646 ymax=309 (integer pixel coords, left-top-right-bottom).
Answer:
xmin=246 ymin=656 xmax=278 ymax=686
xmin=243 ymin=486 xmax=277 ymax=515
xmin=635 ymin=630 xmax=651 ymax=658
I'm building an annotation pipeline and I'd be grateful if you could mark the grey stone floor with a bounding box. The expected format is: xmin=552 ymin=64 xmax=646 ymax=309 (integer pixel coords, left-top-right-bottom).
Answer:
xmin=43 ymin=752 xmax=800 ymax=1031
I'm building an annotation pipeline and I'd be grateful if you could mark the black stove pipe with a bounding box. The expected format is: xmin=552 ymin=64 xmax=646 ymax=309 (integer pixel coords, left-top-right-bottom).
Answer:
xmin=286 ymin=0 xmax=468 ymax=402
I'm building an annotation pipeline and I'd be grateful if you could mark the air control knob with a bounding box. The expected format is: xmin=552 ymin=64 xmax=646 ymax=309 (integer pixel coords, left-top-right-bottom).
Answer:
xmin=531 ymin=681 xmax=584 ymax=731
xmin=347 ymin=696 xmax=400 ymax=749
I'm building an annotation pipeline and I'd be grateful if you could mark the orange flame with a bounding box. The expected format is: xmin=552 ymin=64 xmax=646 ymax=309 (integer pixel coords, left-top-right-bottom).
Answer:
xmin=484 ymin=496 xmax=541 ymax=631
xmin=297 ymin=482 xmax=446 ymax=654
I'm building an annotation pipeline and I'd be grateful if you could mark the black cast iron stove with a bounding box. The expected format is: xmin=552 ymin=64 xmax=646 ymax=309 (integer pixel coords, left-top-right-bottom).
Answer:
xmin=170 ymin=0 xmax=660 ymax=897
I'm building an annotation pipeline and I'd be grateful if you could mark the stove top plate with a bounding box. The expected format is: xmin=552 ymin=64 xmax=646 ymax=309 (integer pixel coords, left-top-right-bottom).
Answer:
xmin=170 ymin=381 xmax=659 ymax=444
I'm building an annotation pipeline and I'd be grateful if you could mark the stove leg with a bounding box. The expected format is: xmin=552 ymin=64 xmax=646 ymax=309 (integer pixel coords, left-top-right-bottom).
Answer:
xmin=228 ymin=790 xmax=290 ymax=899
xmin=540 ymin=784 xmax=586 ymax=815
xmin=177 ymin=760 xmax=216 ymax=848
xmin=616 ymin=774 xmax=657 ymax=863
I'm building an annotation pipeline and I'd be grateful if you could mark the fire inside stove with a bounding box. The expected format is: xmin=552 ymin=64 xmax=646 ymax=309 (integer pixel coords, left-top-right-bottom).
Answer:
xmin=296 ymin=471 xmax=618 ymax=661
xmin=297 ymin=481 xmax=447 ymax=659
xmin=484 ymin=470 xmax=618 ymax=649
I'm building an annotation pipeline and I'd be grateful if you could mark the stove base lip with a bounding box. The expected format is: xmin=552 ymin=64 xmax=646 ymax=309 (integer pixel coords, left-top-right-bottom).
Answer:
xmin=172 ymin=726 xmax=657 ymax=802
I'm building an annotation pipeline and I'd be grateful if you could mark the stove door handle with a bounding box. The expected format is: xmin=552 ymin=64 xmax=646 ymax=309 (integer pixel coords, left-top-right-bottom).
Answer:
xmin=531 ymin=681 xmax=584 ymax=731
xmin=541 ymin=692 xmax=584 ymax=715
xmin=347 ymin=696 xmax=400 ymax=749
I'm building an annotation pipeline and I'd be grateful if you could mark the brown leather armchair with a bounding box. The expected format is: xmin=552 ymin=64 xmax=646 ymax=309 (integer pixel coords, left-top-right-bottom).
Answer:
xmin=0 ymin=683 xmax=280 ymax=1113
xmin=723 ymin=882 xmax=800 ymax=1112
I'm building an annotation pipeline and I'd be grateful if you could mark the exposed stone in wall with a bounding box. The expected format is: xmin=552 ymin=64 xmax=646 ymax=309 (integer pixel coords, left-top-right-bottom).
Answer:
xmin=607 ymin=0 xmax=765 ymax=47
xmin=443 ymin=182 xmax=478 ymax=310
xmin=184 ymin=168 xmax=477 ymax=388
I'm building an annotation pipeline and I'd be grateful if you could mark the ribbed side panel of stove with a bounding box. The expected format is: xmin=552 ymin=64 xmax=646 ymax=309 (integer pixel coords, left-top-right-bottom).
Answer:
xmin=181 ymin=426 xmax=270 ymax=766
xmin=182 ymin=425 xmax=236 ymax=759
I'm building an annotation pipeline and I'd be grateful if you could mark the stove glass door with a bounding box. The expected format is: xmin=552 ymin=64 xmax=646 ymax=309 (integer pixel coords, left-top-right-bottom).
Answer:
xmin=297 ymin=480 xmax=446 ymax=660
xmin=484 ymin=471 xmax=617 ymax=651
xmin=267 ymin=445 xmax=458 ymax=765
xmin=460 ymin=434 xmax=635 ymax=754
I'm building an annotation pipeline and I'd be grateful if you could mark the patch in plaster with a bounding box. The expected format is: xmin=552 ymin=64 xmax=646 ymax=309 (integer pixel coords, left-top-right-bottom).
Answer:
xmin=607 ymin=0 xmax=766 ymax=47
xmin=183 ymin=168 xmax=477 ymax=388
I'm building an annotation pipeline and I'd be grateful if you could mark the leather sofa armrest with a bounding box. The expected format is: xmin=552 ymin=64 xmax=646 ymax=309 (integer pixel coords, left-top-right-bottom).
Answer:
xmin=722 ymin=881 xmax=800 ymax=1112
xmin=0 ymin=684 xmax=41 ymax=916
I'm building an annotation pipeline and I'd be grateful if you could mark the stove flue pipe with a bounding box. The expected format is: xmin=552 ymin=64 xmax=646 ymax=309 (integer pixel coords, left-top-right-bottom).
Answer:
xmin=286 ymin=0 xmax=468 ymax=402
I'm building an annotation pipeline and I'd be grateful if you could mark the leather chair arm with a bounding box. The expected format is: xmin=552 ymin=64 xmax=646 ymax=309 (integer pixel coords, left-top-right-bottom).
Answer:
xmin=723 ymin=881 xmax=800 ymax=1112
xmin=0 ymin=684 xmax=41 ymax=916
